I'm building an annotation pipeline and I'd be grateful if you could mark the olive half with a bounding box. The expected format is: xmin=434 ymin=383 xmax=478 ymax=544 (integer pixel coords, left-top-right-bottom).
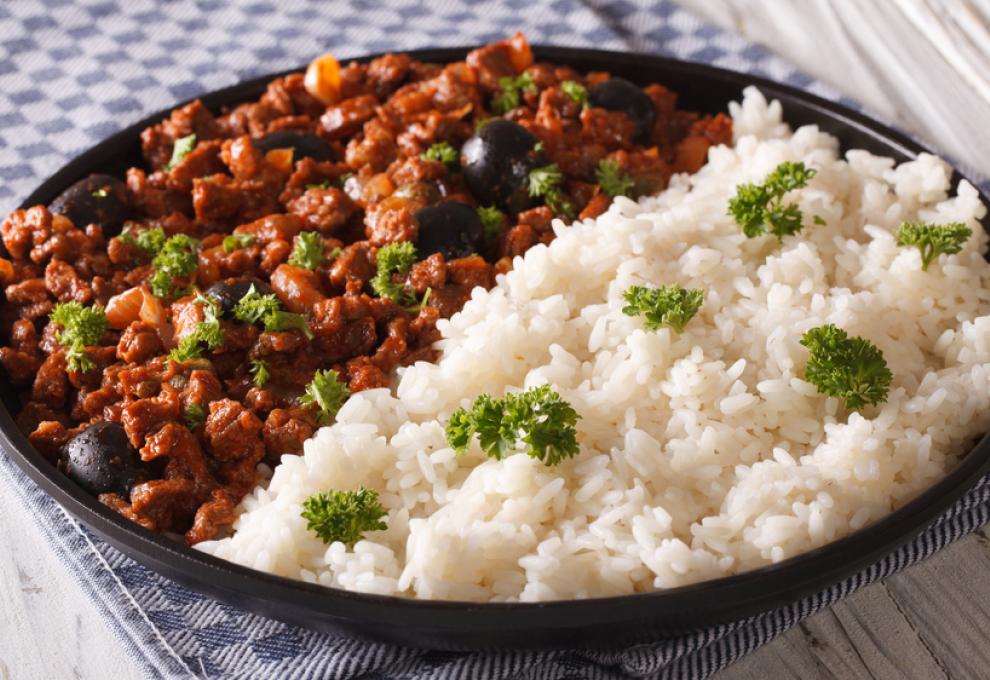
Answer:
xmin=49 ymin=174 xmax=130 ymax=235
xmin=254 ymin=131 xmax=334 ymax=162
xmin=62 ymin=422 xmax=137 ymax=496
xmin=205 ymin=278 xmax=275 ymax=319
xmin=415 ymin=202 xmax=485 ymax=260
xmin=588 ymin=77 xmax=656 ymax=141
xmin=460 ymin=119 xmax=541 ymax=214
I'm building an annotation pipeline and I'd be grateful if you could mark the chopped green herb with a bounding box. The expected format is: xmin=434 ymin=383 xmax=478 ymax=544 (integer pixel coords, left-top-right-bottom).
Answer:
xmin=420 ymin=141 xmax=459 ymax=168
xmin=166 ymin=133 xmax=197 ymax=171
xmin=149 ymin=233 xmax=199 ymax=298
xmin=169 ymin=295 xmax=224 ymax=362
xmin=491 ymin=72 xmax=537 ymax=114
xmin=621 ymin=285 xmax=704 ymax=333
xmin=119 ymin=226 xmax=167 ymax=260
xmin=533 ymin=141 xmax=545 ymax=154
xmin=477 ymin=206 xmax=504 ymax=241
xmin=370 ymin=241 xmax=418 ymax=304
xmin=91 ymin=187 xmax=109 ymax=198
xmin=813 ymin=214 xmax=827 ymax=226
xmin=298 ymin=368 xmax=349 ymax=424
xmin=528 ymin=163 xmax=573 ymax=217
xmin=287 ymin=231 xmax=325 ymax=270
xmin=301 ymin=487 xmax=388 ymax=547
xmin=233 ymin=286 xmax=314 ymax=339
xmin=184 ymin=403 xmax=205 ymax=430
xmin=728 ymin=161 xmax=817 ymax=242
xmin=305 ymin=180 xmax=331 ymax=190
xmin=250 ymin=359 xmax=270 ymax=388
xmin=895 ymin=221 xmax=972 ymax=271
xmin=560 ymin=80 xmax=588 ymax=107
xmin=595 ymin=159 xmax=635 ymax=198
xmin=222 ymin=232 xmax=256 ymax=253
xmin=446 ymin=384 xmax=581 ymax=465
xmin=800 ymin=324 xmax=892 ymax=411
xmin=50 ymin=302 xmax=108 ymax=372
xmin=475 ymin=116 xmax=495 ymax=131
xmin=335 ymin=172 xmax=353 ymax=187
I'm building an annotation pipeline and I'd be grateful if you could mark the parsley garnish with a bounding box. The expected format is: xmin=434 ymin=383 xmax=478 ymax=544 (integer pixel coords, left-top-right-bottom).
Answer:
xmin=560 ymin=80 xmax=587 ymax=106
xmin=301 ymin=487 xmax=388 ymax=547
xmin=166 ymin=133 xmax=197 ymax=170
xmin=184 ymin=403 xmax=205 ymax=430
xmin=800 ymin=324 xmax=892 ymax=411
xmin=50 ymin=302 xmax=108 ymax=372
xmin=298 ymin=368 xmax=349 ymax=424
xmin=91 ymin=187 xmax=109 ymax=198
xmin=222 ymin=233 xmax=256 ymax=253
xmin=420 ymin=141 xmax=459 ymax=168
xmin=491 ymin=72 xmax=537 ymax=114
xmin=250 ymin=358 xmax=270 ymax=387
xmin=728 ymin=161 xmax=817 ymax=242
xmin=895 ymin=221 xmax=972 ymax=271
xmin=371 ymin=241 xmax=418 ymax=304
xmin=446 ymin=384 xmax=581 ymax=465
xmin=287 ymin=231 xmax=325 ymax=270
xmin=169 ymin=295 xmax=224 ymax=362
xmin=148 ymin=233 xmax=199 ymax=299
xmin=595 ymin=159 xmax=635 ymax=198
xmin=528 ymin=163 xmax=573 ymax=217
xmin=233 ymin=286 xmax=314 ymax=339
xmin=305 ymin=180 xmax=330 ymax=190
xmin=119 ymin=226 xmax=167 ymax=260
xmin=477 ymin=206 xmax=504 ymax=241
xmin=621 ymin=285 xmax=703 ymax=333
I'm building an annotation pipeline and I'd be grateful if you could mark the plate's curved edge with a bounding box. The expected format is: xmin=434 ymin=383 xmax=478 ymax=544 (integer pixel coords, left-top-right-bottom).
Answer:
xmin=4 ymin=44 xmax=990 ymax=650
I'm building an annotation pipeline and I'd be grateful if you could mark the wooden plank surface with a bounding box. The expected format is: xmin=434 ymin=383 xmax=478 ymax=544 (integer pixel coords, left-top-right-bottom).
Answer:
xmin=1 ymin=3 xmax=989 ymax=679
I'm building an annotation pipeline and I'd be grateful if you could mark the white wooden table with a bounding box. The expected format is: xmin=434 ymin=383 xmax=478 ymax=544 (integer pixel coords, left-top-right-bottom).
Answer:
xmin=2 ymin=2 xmax=989 ymax=678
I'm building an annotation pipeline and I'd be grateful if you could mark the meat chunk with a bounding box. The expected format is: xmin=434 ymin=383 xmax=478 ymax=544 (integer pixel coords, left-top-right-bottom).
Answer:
xmin=320 ymin=94 xmax=378 ymax=140
xmin=269 ymin=263 xmax=326 ymax=313
xmin=286 ymin=187 xmax=356 ymax=233
xmin=204 ymin=398 xmax=265 ymax=462
xmin=121 ymin=385 xmax=181 ymax=448
xmin=263 ymin=407 xmax=318 ymax=457
xmin=116 ymin=321 xmax=163 ymax=363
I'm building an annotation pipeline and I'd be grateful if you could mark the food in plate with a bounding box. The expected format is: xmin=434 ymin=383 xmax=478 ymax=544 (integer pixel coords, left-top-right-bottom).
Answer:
xmin=199 ymin=87 xmax=989 ymax=602
xmin=0 ymin=35 xmax=729 ymax=544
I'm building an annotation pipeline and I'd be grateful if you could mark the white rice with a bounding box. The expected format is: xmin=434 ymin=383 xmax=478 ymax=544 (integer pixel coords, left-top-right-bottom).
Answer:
xmin=197 ymin=87 xmax=990 ymax=602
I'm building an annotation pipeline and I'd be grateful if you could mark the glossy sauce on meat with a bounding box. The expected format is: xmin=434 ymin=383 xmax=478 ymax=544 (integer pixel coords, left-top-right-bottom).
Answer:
xmin=0 ymin=34 xmax=731 ymax=543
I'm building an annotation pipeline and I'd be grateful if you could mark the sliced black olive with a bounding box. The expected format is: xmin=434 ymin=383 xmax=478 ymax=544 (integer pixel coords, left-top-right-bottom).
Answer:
xmin=415 ymin=203 xmax=484 ymax=260
xmin=588 ymin=77 xmax=656 ymax=141
xmin=460 ymin=120 xmax=541 ymax=214
xmin=62 ymin=422 xmax=137 ymax=496
xmin=49 ymin=174 xmax=130 ymax=235
xmin=254 ymin=131 xmax=334 ymax=162
xmin=205 ymin=278 xmax=275 ymax=319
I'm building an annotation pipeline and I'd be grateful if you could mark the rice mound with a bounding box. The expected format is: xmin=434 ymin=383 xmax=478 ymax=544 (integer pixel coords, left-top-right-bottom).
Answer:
xmin=198 ymin=87 xmax=990 ymax=602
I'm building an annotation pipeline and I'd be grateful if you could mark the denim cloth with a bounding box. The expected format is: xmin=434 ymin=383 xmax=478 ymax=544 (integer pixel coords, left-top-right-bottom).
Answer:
xmin=0 ymin=1 xmax=988 ymax=678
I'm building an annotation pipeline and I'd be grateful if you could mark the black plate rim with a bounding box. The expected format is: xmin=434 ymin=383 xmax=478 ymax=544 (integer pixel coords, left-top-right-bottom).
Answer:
xmin=4 ymin=44 xmax=989 ymax=649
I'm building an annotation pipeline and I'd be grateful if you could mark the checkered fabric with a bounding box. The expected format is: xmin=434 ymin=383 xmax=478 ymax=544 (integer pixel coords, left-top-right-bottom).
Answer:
xmin=0 ymin=1 xmax=987 ymax=679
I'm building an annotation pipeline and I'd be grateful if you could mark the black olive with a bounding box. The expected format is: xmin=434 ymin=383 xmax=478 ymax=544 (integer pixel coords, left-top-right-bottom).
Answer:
xmin=205 ymin=278 xmax=274 ymax=319
xmin=460 ymin=120 xmax=541 ymax=213
xmin=254 ymin=131 xmax=334 ymax=162
xmin=415 ymin=203 xmax=485 ymax=260
xmin=61 ymin=422 xmax=137 ymax=496
xmin=588 ymin=77 xmax=656 ymax=141
xmin=49 ymin=174 xmax=130 ymax=235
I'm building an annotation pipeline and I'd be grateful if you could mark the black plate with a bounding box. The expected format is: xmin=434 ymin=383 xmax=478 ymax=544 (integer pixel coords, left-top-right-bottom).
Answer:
xmin=4 ymin=46 xmax=990 ymax=651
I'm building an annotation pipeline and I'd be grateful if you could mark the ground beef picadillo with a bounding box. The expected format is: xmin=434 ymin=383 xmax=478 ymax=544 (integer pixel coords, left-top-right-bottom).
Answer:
xmin=0 ymin=33 xmax=731 ymax=543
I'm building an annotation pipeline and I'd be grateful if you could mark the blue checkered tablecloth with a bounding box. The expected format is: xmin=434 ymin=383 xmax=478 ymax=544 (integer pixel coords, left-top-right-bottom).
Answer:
xmin=1 ymin=2 xmax=989 ymax=679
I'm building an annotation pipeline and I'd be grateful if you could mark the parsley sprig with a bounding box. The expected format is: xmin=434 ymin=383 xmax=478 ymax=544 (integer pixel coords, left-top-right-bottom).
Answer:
xmin=621 ymin=285 xmax=703 ymax=333
xmin=301 ymin=487 xmax=388 ymax=547
xmin=166 ymin=133 xmax=197 ymax=171
xmin=298 ymin=368 xmax=350 ymax=424
xmin=50 ymin=302 xmax=108 ymax=372
xmin=446 ymin=385 xmax=581 ymax=466
xmin=800 ymin=324 xmax=892 ymax=411
xmin=491 ymin=72 xmax=537 ymax=114
xmin=148 ymin=233 xmax=199 ymax=299
xmin=420 ymin=141 xmax=459 ymax=168
xmin=528 ymin=163 xmax=573 ymax=217
xmin=287 ymin=231 xmax=325 ymax=270
xmin=895 ymin=221 xmax=972 ymax=271
xmin=371 ymin=241 xmax=418 ymax=304
xmin=477 ymin=206 xmax=504 ymax=241
xmin=728 ymin=161 xmax=817 ymax=242
xmin=184 ymin=403 xmax=205 ymax=430
xmin=222 ymin=233 xmax=256 ymax=254
xmin=250 ymin=358 xmax=270 ymax=387
xmin=595 ymin=159 xmax=635 ymax=198
xmin=169 ymin=295 xmax=225 ymax=362
xmin=233 ymin=286 xmax=313 ymax=338
xmin=560 ymin=80 xmax=587 ymax=107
